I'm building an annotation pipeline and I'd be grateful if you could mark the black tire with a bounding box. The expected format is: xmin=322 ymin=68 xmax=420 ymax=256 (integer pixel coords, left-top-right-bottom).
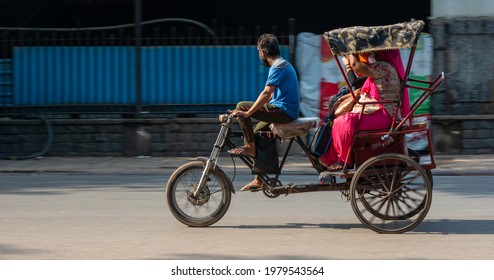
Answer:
xmin=166 ymin=161 xmax=232 ymax=227
xmin=350 ymin=153 xmax=432 ymax=234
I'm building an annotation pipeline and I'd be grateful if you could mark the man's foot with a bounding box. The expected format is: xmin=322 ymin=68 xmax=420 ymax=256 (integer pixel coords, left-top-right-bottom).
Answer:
xmin=240 ymin=180 xmax=263 ymax=191
xmin=227 ymin=146 xmax=255 ymax=158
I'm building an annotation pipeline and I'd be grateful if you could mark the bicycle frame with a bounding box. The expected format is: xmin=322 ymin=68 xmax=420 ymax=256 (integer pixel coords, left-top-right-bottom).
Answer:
xmin=195 ymin=113 xmax=353 ymax=197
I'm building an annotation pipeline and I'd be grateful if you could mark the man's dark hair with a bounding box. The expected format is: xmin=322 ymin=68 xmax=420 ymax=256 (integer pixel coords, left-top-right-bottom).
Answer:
xmin=257 ymin=34 xmax=280 ymax=57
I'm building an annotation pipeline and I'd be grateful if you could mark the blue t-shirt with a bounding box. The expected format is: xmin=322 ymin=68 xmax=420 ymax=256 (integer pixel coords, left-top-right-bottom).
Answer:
xmin=266 ymin=57 xmax=300 ymax=119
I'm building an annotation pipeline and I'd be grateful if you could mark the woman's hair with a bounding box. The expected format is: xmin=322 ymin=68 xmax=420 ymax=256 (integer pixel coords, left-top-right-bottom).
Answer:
xmin=257 ymin=34 xmax=280 ymax=57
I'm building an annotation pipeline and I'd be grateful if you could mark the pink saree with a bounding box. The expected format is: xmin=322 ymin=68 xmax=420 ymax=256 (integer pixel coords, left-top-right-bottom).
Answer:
xmin=320 ymin=49 xmax=409 ymax=166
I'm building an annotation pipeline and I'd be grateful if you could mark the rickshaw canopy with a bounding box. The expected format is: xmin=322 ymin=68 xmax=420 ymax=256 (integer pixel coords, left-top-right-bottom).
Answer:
xmin=323 ymin=19 xmax=425 ymax=56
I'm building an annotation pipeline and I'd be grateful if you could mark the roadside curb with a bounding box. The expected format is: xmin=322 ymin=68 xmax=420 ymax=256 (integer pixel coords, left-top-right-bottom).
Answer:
xmin=0 ymin=155 xmax=492 ymax=176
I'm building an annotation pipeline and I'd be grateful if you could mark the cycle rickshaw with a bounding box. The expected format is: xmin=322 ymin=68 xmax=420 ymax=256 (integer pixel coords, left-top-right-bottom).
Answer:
xmin=166 ymin=20 xmax=444 ymax=233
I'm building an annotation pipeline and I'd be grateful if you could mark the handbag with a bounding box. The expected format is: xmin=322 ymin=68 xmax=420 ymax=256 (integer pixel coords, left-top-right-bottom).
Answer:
xmin=309 ymin=115 xmax=332 ymax=156
xmin=351 ymin=95 xmax=380 ymax=114
xmin=334 ymin=93 xmax=358 ymax=117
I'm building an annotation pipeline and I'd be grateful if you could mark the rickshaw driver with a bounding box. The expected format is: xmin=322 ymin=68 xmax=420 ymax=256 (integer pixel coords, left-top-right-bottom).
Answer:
xmin=228 ymin=33 xmax=300 ymax=191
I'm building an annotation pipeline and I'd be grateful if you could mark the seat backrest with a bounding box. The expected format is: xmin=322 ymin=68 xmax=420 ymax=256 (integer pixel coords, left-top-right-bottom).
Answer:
xmin=394 ymin=72 xmax=445 ymax=131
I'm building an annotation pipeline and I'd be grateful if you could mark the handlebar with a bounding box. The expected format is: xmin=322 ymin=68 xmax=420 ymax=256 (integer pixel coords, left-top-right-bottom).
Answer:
xmin=219 ymin=110 xmax=245 ymax=123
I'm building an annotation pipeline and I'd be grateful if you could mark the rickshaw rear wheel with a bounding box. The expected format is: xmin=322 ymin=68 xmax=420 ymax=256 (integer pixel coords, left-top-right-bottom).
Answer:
xmin=349 ymin=153 xmax=432 ymax=234
xmin=166 ymin=161 xmax=232 ymax=227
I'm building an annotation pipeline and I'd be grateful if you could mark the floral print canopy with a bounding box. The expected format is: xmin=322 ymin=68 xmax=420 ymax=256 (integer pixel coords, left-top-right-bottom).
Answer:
xmin=323 ymin=20 xmax=425 ymax=56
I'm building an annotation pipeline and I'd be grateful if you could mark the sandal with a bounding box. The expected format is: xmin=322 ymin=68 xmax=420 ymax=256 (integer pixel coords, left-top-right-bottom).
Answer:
xmin=227 ymin=146 xmax=255 ymax=158
xmin=327 ymin=162 xmax=345 ymax=171
xmin=240 ymin=182 xmax=263 ymax=192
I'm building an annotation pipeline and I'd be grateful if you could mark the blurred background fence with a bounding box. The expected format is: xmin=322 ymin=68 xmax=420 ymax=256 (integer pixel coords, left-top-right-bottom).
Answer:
xmin=0 ymin=19 xmax=294 ymax=118
xmin=2 ymin=17 xmax=494 ymax=156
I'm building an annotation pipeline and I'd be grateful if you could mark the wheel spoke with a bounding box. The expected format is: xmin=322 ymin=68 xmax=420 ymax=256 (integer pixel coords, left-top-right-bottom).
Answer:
xmin=390 ymin=199 xmax=408 ymax=219
xmin=371 ymin=166 xmax=390 ymax=192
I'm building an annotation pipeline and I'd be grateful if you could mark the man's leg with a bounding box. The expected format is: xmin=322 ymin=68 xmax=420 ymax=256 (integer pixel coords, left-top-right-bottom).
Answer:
xmin=228 ymin=101 xmax=257 ymax=158
xmin=232 ymin=103 xmax=294 ymax=190
xmin=252 ymin=103 xmax=294 ymax=133
xmin=235 ymin=101 xmax=256 ymax=145
xmin=240 ymin=104 xmax=295 ymax=191
xmin=236 ymin=102 xmax=295 ymax=142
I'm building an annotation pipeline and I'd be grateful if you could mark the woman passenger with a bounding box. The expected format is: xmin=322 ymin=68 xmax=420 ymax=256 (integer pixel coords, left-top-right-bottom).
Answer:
xmin=319 ymin=49 xmax=410 ymax=171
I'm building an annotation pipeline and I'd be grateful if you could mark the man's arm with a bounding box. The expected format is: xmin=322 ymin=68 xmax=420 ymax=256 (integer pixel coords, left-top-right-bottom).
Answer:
xmin=232 ymin=85 xmax=275 ymax=117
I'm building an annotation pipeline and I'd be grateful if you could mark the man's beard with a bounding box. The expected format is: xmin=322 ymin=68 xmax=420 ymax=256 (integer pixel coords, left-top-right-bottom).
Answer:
xmin=260 ymin=57 xmax=270 ymax=67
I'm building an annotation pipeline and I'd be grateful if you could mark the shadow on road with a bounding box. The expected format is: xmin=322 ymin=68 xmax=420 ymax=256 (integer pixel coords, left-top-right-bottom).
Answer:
xmin=212 ymin=223 xmax=365 ymax=230
xmin=212 ymin=219 xmax=494 ymax=234
xmin=416 ymin=219 xmax=494 ymax=234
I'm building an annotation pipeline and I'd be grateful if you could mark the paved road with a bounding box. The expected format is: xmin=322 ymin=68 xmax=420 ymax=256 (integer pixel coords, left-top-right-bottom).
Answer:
xmin=1 ymin=173 xmax=493 ymax=260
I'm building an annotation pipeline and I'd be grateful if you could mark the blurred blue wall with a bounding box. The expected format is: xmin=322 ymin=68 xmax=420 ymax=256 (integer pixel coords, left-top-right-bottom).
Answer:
xmin=12 ymin=46 xmax=289 ymax=107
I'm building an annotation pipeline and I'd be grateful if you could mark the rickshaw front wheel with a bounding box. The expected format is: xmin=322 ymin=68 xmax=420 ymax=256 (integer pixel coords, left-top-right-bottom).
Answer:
xmin=166 ymin=161 xmax=232 ymax=227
